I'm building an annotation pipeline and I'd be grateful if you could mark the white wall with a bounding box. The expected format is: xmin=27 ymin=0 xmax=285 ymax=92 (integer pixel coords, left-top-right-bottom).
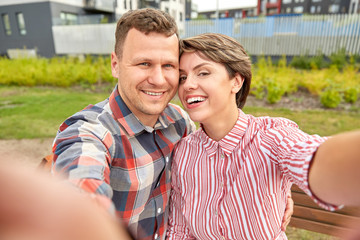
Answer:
xmin=161 ymin=0 xmax=186 ymax=36
xmin=52 ymin=23 xmax=116 ymax=55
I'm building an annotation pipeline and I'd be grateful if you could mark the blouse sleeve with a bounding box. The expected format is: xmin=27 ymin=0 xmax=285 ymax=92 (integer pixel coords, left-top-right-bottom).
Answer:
xmin=261 ymin=118 xmax=341 ymax=211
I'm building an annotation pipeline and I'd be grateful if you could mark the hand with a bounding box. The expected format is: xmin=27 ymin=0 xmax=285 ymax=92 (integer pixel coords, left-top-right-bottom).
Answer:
xmin=281 ymin=191 xmax=294 ymax=231
xmin=0 ymin=163 xmax=133 ymax=240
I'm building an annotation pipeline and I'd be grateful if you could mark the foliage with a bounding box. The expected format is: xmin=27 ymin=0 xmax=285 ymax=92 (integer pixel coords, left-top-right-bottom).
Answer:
xmin=0 ymin=55 xmax=115 ymax=87
xmin=252 ymin=55 xmax=360 ymax=107
xmin=1 ymin=53 xmax=359 ymax=108
xmin=329 ymin=48 xmax=347 ymax=71
xmin=320 ymin=88 xmax=342 ymax=108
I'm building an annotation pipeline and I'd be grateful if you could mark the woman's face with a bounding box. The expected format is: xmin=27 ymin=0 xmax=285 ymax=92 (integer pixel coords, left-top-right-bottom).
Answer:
xmin=178 ymin=52 xmax=242 ymax=125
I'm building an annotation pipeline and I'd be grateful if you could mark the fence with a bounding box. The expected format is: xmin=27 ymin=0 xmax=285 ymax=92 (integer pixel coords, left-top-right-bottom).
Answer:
xmin=52 ymin=14 xmax=360 ymax=56
xmin=184 ymin=14 xmax=360 ymax=56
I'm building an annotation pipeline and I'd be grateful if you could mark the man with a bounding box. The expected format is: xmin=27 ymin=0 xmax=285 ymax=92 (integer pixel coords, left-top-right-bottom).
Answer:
xmin=52 ymin=8 xmax=292 ymax=240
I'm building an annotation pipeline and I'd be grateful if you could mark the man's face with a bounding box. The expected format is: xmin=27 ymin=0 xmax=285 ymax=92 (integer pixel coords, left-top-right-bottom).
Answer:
xmin=111 ymin=28 xmax=179 ymax=127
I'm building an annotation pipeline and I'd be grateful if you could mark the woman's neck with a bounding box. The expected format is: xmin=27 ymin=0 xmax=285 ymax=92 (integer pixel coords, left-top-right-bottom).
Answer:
xmin=202 ymin=106 xmax=239 ymax=142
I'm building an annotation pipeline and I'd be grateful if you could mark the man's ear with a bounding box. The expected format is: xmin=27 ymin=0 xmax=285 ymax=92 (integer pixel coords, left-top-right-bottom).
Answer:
xmin=231 ymin=73 xmax=244 ymax=94
xmin=111 ymin=52 xmax=119 ymax=78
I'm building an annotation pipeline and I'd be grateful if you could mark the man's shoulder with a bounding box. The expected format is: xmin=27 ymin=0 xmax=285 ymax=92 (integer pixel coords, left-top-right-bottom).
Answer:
xmin=58 ymin=98 xmax=113 ymax=132
xmin=165 ymin=103 xmax=186 ymax=119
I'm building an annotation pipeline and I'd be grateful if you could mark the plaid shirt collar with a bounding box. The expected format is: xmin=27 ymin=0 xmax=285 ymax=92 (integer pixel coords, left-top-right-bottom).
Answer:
xmin=108 ymin=85 xmax=176 ymax=136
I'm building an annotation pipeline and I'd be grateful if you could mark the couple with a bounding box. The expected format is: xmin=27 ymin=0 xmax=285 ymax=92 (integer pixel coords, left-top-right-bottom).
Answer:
xmin=52 ymin=8 xmax=360 ymax=240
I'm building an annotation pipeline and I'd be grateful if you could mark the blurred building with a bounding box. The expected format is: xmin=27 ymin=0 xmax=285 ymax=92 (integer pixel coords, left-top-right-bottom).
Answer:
xmin=197 ymin=1 xmax=258 ymax=19
xmin=258 ymin=0 xmax=360 ymax=16
xmin=0 ymin=0 xmax=186 ymax=57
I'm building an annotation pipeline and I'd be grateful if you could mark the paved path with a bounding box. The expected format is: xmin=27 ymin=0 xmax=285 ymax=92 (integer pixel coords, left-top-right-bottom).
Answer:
xmin=0 ymin=138 xmax=54 ymax=169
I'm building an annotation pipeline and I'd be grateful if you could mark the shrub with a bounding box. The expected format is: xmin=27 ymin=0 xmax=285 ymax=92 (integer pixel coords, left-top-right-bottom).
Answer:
xmin=329 ymin=48 xmax=347 ymax=70
xmin=320 ymin=89 xmax=342 ymax=108
xmin=344 ymin=88 xmax=358 ymax=103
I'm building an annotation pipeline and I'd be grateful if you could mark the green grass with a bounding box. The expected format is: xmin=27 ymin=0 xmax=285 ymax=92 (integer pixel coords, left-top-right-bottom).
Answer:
xmin=243 ymin=106 xmax=360 ymax=136
xmin=0 ymin=86 xmax=111 ymax=139
xmin=1 ymin=86 xmax=359 ymax=139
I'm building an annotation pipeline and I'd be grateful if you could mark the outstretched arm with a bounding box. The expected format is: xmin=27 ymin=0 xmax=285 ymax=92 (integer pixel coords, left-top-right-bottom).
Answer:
xmin=309 ymin=130 xmax=360 ymax=206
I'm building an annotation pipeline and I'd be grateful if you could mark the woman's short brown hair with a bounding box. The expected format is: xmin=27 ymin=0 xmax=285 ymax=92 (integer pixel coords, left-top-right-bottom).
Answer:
xmin=180 ymin=33 xmax=252 ymax=109
xmin=114 ymin=8 xmax=178 ymax=58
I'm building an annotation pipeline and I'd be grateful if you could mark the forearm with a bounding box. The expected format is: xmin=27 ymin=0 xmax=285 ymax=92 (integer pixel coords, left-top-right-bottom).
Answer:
xmin=309 ymin=130 xmax=360 ymax=206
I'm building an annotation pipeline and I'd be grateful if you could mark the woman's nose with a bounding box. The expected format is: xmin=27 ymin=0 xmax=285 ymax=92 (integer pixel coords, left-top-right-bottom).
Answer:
xmin=183 ymin=75 xmax=197 ymax=91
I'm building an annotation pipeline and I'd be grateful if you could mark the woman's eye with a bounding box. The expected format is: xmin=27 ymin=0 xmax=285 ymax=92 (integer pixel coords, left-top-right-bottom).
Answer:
xmin=199 ymin=71 xmax=209 ymax=76
xmin=179 ymin=76 xmax=187 ymax=82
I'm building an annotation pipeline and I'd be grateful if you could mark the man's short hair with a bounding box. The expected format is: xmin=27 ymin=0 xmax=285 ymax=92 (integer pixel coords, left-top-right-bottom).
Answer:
xmin=180 ymin=33 xmax=252 ymax=109
xmin=114 ymin=8 xmax=178 ymax=58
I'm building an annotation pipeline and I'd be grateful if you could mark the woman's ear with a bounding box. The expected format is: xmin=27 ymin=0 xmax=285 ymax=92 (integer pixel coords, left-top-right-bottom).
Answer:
xmin=231 ymin=73 xmax=244 ymax=94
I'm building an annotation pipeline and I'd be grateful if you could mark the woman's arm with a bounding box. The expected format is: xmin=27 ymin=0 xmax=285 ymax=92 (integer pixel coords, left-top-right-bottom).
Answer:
xmin=309 ymin=130 xmax=360 ymax=206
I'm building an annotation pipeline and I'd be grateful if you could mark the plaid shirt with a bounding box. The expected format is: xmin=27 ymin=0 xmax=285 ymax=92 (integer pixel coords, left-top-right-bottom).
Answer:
xmin=52 ymin=86 xmax=195 ymax=240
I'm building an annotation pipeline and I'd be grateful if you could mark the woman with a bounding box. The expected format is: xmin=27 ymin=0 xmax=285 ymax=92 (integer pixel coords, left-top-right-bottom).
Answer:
xmin=167 ymin=33 xmax=360 ymax=239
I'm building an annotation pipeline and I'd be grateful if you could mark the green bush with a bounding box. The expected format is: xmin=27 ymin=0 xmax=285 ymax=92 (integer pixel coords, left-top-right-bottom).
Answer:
xmin=0 ymin=55 xmax=114 ymax=87
xmin=344 ymin=88 xmax=358 ymax=103
xmin=329 ymin=48 xmax=347 ymax=70
xmin=320 ymin=89 xmax=342 ymax=108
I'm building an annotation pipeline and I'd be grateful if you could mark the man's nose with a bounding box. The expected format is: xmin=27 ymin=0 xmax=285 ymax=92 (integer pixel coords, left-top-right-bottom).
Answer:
xmin=148 ymin=66 xmax=166 ymax=85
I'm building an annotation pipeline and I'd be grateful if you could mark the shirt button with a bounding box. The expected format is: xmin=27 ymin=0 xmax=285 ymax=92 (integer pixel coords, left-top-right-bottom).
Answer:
xmin=215 ymin=211 xmax=218 ymax=216
xmin=157 ymin=208 xmax=161 ymax=214
xmin=221 ymin=154 xmax=225 ymax=159
xmin=154 ymin=233 xmax=158 ymax=239
xmin=165 ymin=156 xmax=169 ymax=163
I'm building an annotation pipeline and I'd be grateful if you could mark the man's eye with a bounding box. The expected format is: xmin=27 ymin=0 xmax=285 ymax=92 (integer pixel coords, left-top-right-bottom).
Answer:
xmin=164 ymin=64 xmax=174 ymax=68
xmin=139 ymin=62 xmax=150 ymax=66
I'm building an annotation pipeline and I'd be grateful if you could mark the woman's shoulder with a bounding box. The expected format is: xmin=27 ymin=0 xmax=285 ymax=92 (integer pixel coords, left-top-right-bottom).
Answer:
xmin=247 ymin=114 xmax=299 ymax=131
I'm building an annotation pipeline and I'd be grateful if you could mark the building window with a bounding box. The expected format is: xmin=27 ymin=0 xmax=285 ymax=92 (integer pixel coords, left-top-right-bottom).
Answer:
xmin=179 ymin=12 xmax=183 ymax=21
xmin=165 ymin=7 xmax=169 ymax=13
xmin=329 ymin=4 xmax=340 ymax=13
xmin=283 ymin=0 xmax=291 ymax=4
xmin=16 ymin=12 xmax=26 ymax=35
xmin=310 ymin=6 xmax=316 ymax=13
xmin=294 ymin=6 xmax=304 ymax=13
xmin=60 ymin=12 xmax=78 ymax=25
xmin=286 ymin=7 xmax=291 ymax=13
xmin=130 ymin=0 xmax=132 ymax=10
xmin=2 ymin=13 xmax=12 ymax=35
xmin=124 ymin=0 xmax=127 ymax=9
xmin=317 ymin=6 xmax=321 ymax=13
xmin=312 ymin=0 xmax=321 ymax=2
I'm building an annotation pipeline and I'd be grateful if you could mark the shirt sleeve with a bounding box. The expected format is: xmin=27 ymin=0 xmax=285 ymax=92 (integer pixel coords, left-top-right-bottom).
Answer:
xmin=261 ymin=118 xmax=341 ymax=211
xmin=52 ymin=115 xmax=115 ymax=212
xmin=167 ymin=151 xmax=196 ymax=240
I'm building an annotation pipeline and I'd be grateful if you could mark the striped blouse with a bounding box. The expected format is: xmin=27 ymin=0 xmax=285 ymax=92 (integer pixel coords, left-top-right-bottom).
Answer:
xmin=167 ymin=109 xmax=338 ymax=240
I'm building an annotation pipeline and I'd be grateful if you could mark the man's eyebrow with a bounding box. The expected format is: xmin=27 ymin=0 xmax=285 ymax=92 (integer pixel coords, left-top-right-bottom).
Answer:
xmin=132 ymin=57 xmax=151 ymax=62
xmin=179 ymin=63 xmax=211 ymax=72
